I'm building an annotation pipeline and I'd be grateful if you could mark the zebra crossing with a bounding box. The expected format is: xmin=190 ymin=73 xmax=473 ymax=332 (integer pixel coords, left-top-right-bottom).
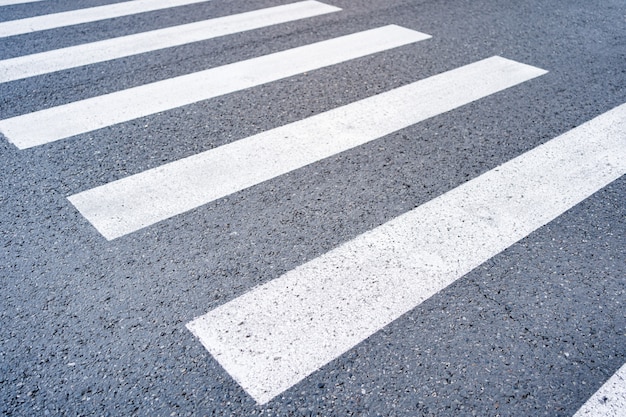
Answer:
xmin=0 ymin=0 xmax=624 ymax=415
xmin=0 ymin=1 xmax=341 ymax=83
xmin=68 ymin=57 xmax=545 ymax=240
xmin=0 ymin=0 xmax=211 ymax=37
xmin=1 ymin=24 xmax=429 ymax=148
xmin=187 ymin=105 xmax=626 ymax=404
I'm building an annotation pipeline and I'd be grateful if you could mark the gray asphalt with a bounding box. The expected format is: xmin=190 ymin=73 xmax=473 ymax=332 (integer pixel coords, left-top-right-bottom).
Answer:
xmin=0 ymin=0 xmax=624 ymax=415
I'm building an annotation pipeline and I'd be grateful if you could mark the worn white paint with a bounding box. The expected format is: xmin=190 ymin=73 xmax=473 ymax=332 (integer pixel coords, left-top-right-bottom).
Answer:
xmin=187 ymin=103 xmax=626 ymax=404
xmin=574 ymin=362 xmax=626 ymax=417
xmin=0 ymin=25 xmax=429 ymax=149
xmin=0 ymin=0 xmax=211 ymax=38
xmin=68 ymin=56 xmax=545 ymax=240
xmin=0 ymin=0 xmax=43 ymax=6
xmin=0 ymin=1 xmax=341 ymax=83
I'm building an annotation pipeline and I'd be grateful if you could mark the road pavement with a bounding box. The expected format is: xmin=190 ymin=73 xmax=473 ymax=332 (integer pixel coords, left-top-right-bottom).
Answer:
xmin=0 ymin=0 xmax=624 ymax=415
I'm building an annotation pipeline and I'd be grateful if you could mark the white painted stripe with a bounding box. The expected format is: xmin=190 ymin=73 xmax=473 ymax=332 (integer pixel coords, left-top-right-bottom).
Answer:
xmin=68 ymin=56 xmax=546 ymax=240
xmin=0 ymin=0 xmax=210 ymax=38
xmin=186 ymin=103 xmax=626 ymax=404
xmin=0 ymin=1 xmax=341 ymax=83
xmin=0 ymin=0 xmax=43 ymax=6
xmin=0 ymin=25 xmax=429 ymax=149
xmin=574 ymin=362 xmax=626 ymax=417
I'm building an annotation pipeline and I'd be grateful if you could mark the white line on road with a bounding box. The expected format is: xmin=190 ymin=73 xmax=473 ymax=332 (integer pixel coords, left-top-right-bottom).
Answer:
xmin=574 ymin=362 xmax=626 ymax=417
xmin=0 ymin=1 xmax=341 ymax=83
xmin=68 ymin=56 xmax=546 ymax=240
xmin=0 ymin=0 xmax=43 ymax=6
xmin=186 ymin=103 xmax=626 ymax=404
xmin=0 ymin=25 xmax=430 ymax=149
xmin=0 ymin=0 xmax=211 ymax=38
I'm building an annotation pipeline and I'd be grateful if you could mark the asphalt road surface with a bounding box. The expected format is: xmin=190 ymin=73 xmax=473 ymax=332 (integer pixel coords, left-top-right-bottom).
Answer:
xmin=1 ymin=0 xmax=624 ymax=415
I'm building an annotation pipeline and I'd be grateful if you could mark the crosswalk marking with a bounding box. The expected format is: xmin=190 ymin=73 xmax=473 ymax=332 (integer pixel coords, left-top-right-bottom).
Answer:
xmin=0 ymin=0 xmax=42 ymax=6
xmin=186 ymin=103 xmax=626 ymax=405
xmin=0 ymin=0 xmax=211 ymax=38
xmin=0 ymin=0 xmax=621 ymax=412
xmin=574 ymin=362 xmax=626 ymax=417
xmin=68 ymin=56 xmax=545 ymax=240
xmin=0 ymin=25 xmax=430 ymax=150
xmin=0 ymin=1 xmax=341 ymax=83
